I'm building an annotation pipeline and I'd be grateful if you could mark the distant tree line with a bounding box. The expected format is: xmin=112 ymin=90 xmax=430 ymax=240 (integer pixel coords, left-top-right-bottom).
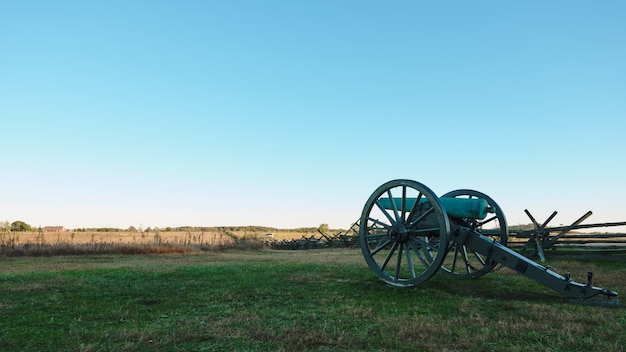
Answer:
xmin=1 ymin=221 xmax=344 ymax=233
xmin=74 ymin=227 xmax=126 ymax=232
xmin=1 ymin=221 xmax=33 ymax=232
xmin=69 ymin=226 xmax=335 ymax=233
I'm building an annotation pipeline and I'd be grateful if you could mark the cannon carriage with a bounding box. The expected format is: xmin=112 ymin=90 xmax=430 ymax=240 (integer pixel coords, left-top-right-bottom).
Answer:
xmin=359 ymin=179 xmax=619 ymax=303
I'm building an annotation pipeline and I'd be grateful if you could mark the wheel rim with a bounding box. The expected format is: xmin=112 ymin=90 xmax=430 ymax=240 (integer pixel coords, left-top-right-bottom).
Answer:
xmin=440 ymin=189 xmax=508 ymax=279
xmin=359 ymin=179 xmax=450 ymax=287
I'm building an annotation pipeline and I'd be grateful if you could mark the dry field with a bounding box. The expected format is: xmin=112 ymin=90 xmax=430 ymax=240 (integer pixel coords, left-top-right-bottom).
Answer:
xmin=0 ymin=228 xmax=322 ymax=247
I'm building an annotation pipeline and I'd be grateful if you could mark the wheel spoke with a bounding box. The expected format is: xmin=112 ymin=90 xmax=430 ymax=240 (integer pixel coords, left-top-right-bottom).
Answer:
xmin=451 ymin=243 xmax=460 ymax=273
xmin=408 ymin=241 xmax=430 ymax=267
xmin=407 ymin=207 xmax=435 ymax=228
xmin=386 ymin=189 xmax=401 ymax=223
xmin=405 ymin=192 xmax=423 ymax=224
xmin=370 ymin=239 xmax=392 ymax=256
xmin=409 ymin=227 xmax=441 ymax=234
xmin=461 ymin=246 xmax=472 ymax=274
xmin=380 ymin=242 xmax=398 ymax=272
xmin=404 ymin=243 xmax=416 ymax=278
xmin=401 ymin=186 xmax=407 ymax=221
xmin=366 ymin=217 xmax=392 ymax=231
xmin=364 ymin=232 xmax=387 ymax=240
xmin=375 ymin=200 xmax=397 ymax=225
xmin=478 ymin=215 xmax=498 ymax=227
xmin=395 ymin=243 xmax=403 ymax=279
xmin=411 ymin=236 xmax=440 ymax=252
xmin=472 ymin=251 xmax=486 ymax=266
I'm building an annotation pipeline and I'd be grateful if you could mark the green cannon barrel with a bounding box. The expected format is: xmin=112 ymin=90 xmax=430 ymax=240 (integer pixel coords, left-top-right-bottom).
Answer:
xmin=378 ymin=197 xmax=492 ymax=220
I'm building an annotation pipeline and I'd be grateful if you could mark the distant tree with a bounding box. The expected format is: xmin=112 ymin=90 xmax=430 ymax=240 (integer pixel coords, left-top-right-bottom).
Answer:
xmin=1 ymin=221 xmax=10 ymax=232
xmin=11 ymin=220 xmax=32 ymax=232
xmin=128 ymin=226 xmax=137 ymax=232
xmin=318 ymin=223 xmax=330 ymax=233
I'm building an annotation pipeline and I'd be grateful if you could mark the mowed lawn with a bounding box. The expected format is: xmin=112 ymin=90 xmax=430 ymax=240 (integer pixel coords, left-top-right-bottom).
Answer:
xmin=1 ymin=249 xmax=624 ymax=351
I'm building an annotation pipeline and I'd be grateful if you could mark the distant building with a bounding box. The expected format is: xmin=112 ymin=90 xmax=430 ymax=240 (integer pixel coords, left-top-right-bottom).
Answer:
xmin=43 ymin=226 xmax=66 ymax=232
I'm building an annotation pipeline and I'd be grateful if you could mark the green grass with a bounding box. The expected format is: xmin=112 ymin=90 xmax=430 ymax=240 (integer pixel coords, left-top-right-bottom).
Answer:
xmin=1 ymin=249 xmax=624 ymax=351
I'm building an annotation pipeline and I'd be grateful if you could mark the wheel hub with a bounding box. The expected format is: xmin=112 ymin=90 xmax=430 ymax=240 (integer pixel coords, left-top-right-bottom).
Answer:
xmin=389 ymin=224 xmax=409 ymax=243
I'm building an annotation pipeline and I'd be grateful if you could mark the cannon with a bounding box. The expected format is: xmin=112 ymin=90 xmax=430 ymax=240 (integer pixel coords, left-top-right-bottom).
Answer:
xmin=359 ymin=179 xmax=619 ymax=303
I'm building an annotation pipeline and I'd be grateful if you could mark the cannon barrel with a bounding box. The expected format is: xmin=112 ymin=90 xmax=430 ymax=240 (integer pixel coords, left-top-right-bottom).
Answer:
xmin=378 ymin=197 xmax=492 ymax=220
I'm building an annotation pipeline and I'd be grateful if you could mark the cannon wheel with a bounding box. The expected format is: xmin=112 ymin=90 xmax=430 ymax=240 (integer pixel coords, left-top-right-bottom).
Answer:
xmin=440 ymin=189 xmax=508 ymax=279
xmin=359 ymin=179 xmax=450 ymax=287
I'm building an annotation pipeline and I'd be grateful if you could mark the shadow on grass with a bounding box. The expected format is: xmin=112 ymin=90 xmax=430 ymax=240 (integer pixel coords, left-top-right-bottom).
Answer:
xmin=353 ymin=269 xmax=574 ymax=306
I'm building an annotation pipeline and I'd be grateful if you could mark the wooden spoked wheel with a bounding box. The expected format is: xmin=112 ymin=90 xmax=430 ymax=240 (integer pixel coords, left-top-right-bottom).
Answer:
xmin=440 ymin=189 xmax=508 ymax=279
xmin=359 ymin=179 xmax=450 ymax=287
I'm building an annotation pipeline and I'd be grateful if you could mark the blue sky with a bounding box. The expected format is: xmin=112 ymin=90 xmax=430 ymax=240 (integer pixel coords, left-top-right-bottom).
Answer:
xmin=2 ymin=1 xmax=625 ymax=230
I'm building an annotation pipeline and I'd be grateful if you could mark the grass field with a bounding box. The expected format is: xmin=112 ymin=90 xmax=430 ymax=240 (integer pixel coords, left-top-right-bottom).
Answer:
xmin=1 ymin=249 xmax=624 ymax=351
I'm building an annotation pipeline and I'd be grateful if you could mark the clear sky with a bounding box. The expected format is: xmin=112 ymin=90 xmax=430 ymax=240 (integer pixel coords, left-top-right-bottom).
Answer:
xmin=2 ymin=1 xmax=625 ymax=231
